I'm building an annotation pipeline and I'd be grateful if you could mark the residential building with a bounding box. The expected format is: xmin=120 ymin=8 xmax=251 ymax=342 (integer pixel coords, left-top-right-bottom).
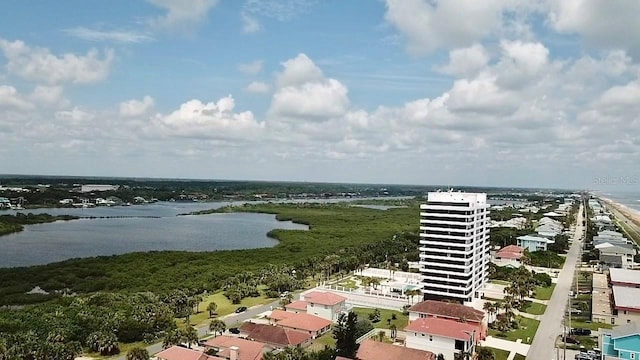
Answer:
xmin=404 ymin=317 xmax=481 ymax=360
xmin=302 ymin=291 xmax=347 ymax=321
xmin=408 ymin=300 xmax=486 ymax=331
xmin=598 ymin=244 xmax=636 ymax=269
xmin=203 ymin=335 xmax=267 ymax=360
xmin=612 ymin=286 xmax=640 ymax=324
xmin=355 ymin=339 xmax=436 ymax=360
xmin=592 ymin=270 xmax=640 ymax=326
xmin=600 ymin=322 xmax=640 ymax=360
xmin=610 ymin=269 xmax=640 ymax=288
xmin=517 ymin=234 xmax=555 ymax=252
xmin=494 ymin=245 xmax=525 ymax=267
xmin=239 ymin=322 xmax=312 ymax=348
xmin=419 ymin=191 xmax=490 ymax=303
xmin=284 ymin=300 xmax=308 ymax=314
xmin=275 ymin=313 xmax=332 ymax=338
xmin=155 ymin=346 xmax=221 ymax=360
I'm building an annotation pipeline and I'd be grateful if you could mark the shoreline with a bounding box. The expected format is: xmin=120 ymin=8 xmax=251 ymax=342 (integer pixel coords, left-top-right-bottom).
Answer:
xmin=597 ymin=196 xmax=640 ymax=244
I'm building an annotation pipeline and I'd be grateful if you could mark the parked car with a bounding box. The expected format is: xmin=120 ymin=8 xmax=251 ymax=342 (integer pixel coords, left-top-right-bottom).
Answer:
xmin=229 ymin=327 xmax=240 ymax=334
xmin=571 ymin=328 xmax=592 ymax=336
xmin=563 ymin=336 xmax=580 ymax=344
xmin=235 ymin=306 xmax=248 ymax=313
xmin=575 ymin=354 xmax=591 ymax=360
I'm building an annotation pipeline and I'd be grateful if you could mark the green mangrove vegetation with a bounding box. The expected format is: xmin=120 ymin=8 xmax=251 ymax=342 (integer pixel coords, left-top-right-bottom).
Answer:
xmin=0 ymin=213 xmax=78 ymax=236
xmin=0 ymin=202 xmax=420 ymax=356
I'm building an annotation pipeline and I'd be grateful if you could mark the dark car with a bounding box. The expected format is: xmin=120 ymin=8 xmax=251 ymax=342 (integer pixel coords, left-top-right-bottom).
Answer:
xmin=235 ymin=306 xmax=248 ymax=313
xmin=563 ymin=336 xmax=580 ymax=344
xmin=571 ymin=328 xmax=592 ymax=336
xmin=229 ymin=327 xmax=240 ymax=334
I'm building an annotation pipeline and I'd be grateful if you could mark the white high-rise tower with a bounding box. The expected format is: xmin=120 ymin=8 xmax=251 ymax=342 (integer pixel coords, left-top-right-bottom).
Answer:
xmin=419 ymin=191 xmax=490 ymax=303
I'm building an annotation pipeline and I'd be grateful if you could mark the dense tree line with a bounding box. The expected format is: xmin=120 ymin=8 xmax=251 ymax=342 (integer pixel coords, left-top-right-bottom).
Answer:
xmin=0 ymin=292 xmax=176 ymax=358
xmin=0 ymin=213 xmax=78 ymax=236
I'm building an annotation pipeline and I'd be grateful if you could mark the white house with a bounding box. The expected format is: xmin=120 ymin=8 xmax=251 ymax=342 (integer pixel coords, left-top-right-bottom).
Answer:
xmin=517 ymin=234 xmax=555 ymax=252
xmin=299 ymin=291 xmax=347 ymax=321
xmin=404 ymin=317 xmax=481 ymax=360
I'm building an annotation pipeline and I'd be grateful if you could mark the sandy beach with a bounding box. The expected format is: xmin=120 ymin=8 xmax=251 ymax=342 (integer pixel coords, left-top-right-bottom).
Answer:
xmin=598 ymin=196 xmax=640 ymax=243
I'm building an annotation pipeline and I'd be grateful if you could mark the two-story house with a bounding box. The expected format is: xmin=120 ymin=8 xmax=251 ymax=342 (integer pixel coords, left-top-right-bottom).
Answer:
xmin=601 ymin=322 xmax=640 ymax=360
xmin=285 ymin=291 xmax=347 ymax=321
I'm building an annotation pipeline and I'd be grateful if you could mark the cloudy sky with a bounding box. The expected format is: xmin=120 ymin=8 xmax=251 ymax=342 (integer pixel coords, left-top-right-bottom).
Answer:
xmin=1 ymin=0 xmax=639 ymax=190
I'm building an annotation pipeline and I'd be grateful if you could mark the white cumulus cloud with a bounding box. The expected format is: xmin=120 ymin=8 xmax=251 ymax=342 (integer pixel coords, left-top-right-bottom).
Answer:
xmin=120 ymin=96 xmax=155 ymax=117
xmin=0 ymin=38 xmax=114 ymax=84
xmin=147 ymin=0 xmax=219 ymax=31
xmin=238 ymin=60 xmax=264 ymax=75
xmin=246 ymin=81 xmax=270 ymax=93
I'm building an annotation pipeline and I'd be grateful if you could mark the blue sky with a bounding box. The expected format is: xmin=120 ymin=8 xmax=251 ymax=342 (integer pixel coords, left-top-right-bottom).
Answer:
xmin=1 ymin=0 xmax=639 ymax=190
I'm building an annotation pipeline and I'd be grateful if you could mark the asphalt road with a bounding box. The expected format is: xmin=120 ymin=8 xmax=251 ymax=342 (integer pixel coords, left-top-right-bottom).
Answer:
xmin=527 ymin=203 xmax=585 ymax=360
xmin=112 ymin=299 xmax=281 ymax=359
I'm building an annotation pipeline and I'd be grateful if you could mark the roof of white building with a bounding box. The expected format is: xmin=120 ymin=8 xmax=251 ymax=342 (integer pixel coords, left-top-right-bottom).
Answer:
xmin=609 ymin=269 xmax=640 ymax=286
xmin=612 ymin=286 xmax=640 ymax=311
xmin=517 ymin=235 xmax=555 ymax=244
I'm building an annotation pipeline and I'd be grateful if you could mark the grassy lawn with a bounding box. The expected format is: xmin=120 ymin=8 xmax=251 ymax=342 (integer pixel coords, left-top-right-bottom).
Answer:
xmin=534 ymin=284 xmax=556 ymax=300
xmin=179 ymin=291 xmax=276 ymax=327
xmin=488 ymin=347 xmax=511 ymax=360
xmin=520 ymin=301 xmax=547 ymax=315
xmin=336 ymin=278 xmax=358 ymax=290
xmin=514 ymin=354 xmax=526 ymax=360
xmin=571 ymin=320 xmax=613 ymax=331
xmin=352 ymin=307 xmax=408 ymax=329
xmin=308 ymin=332 xmax=336 ymax=352
xmin=489 ymin=316 xmax=540 ymax=344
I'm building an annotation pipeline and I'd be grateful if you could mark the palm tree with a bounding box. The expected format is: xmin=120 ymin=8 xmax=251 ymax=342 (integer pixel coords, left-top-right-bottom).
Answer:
xmin=126 ymin=347 xmax=150 ymax=360
xmin=476 ymin=347 xmax=496 ymax=360
xmin=206 ymin=301 xmax=218 ymax=318
xmin=209 ymin=319 xmax=226 ymax=337
xmin=181 ymin=326 xmax=199 ymax=349
xmin=162 ymin=329 xmax=181 ymax=349
xmin=97 ymin=333 xmax=120 ymax=356
xmin=437 ymin=354 xmax=445 ymax=360
xmin=0 ymin=340 xmax=6 ymax=360
xmin=191 ymin=294 xmax=204 ymax=314
xmin=377 ymin=330 xmax=385 ymax=342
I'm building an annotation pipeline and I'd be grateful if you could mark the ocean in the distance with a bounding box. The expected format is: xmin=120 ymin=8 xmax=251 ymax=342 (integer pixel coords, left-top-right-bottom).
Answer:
xmin=596 ymin=190 xmax=640 ymax=213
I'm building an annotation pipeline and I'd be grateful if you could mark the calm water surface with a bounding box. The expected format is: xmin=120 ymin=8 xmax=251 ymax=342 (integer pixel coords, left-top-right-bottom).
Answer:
xmin=0 ymin=202 xmax=308 ymax=268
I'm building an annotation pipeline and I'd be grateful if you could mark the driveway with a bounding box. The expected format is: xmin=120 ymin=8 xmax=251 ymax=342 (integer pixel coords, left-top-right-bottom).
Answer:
xmin=526 ymin=203 xmax=585 ymax=360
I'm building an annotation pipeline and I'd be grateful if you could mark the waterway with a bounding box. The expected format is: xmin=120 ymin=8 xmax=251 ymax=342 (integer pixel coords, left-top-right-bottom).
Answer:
xmin=0 ymin=201 xmax=306 ymax=268
xmin=0 ymin=197 xmax=409 ymax=268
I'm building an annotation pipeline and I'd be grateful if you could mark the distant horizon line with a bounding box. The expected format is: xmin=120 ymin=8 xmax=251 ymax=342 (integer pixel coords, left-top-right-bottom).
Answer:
xmin=0 ymin=173 xmax=582 ymax=192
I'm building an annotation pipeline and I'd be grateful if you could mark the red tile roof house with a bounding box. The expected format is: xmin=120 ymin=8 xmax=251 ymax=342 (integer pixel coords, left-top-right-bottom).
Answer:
xmin=408 ymin=300 xmax=487 ymax=332
xmin=494 ymin=245 xmax=525 ymax=267
xmin=155 ymin=346 xmax=223 ymax=360
xmin=299 ymin=291 xmax=347 ymax=321
xmin=355 ymin=339 xmax=436 ymax=360
xmin=267 ymin=309 xmax=296 ymax=323
xmin=239 ymin=322 xmax=313 ymax=348
xmin=404 ymin=317 xmax=481 ymax=360
xmin=284 ymin=300 xmax=308 ymax=314
xmin=276 ymin=313 xmax=332 ymax=339
xmin=203 ymin=335 xmax=267 ymax=360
